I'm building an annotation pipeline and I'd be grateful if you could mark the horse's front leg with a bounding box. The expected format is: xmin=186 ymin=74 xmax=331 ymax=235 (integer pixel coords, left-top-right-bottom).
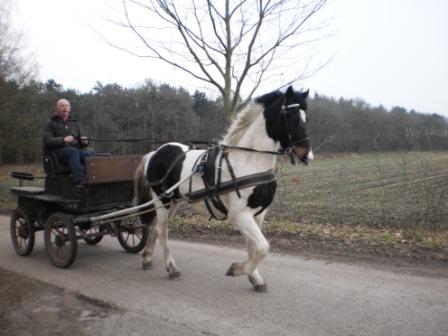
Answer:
xmin=155 ymin=204 xmax=183 ymax=280
xmin=245 ymin=237 xmax=269 ymax=292
xmin=246 ymin=210 xmax=269 ymax=292
xmin=245 ymin=210 xmax=268 ymax=293
xmin=226 ymin=211 xmax=269 ymax=291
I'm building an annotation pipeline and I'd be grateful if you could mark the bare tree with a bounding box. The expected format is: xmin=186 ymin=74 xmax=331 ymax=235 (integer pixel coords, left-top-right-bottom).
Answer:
xmin=0 ymin=0 xmax=38 ymax=84
xmin=108 ymin=0 xmax=330 ymax=117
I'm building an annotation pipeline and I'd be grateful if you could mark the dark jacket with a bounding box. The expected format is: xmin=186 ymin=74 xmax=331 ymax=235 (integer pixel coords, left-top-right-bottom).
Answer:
xmin=43 ymin=115 xmax=84 ymax=150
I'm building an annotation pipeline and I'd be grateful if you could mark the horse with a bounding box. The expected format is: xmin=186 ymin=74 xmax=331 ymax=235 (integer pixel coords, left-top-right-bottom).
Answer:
xmin=133 ymin=86 xmax=313 ymax=292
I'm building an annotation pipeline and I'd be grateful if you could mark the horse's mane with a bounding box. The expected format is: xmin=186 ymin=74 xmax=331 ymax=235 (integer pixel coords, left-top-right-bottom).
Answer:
xmin=221 ymin=103 xmax=264 ymax=146
xmin=255 ymin=90 xmax=282 ymax=106
xmin=221 ymin=89 xmax=284 ymax=146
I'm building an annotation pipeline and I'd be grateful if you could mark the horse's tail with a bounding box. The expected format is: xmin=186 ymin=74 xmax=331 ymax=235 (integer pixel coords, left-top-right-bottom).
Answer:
xmin=133 ymin=153 xmax=156 ymax=226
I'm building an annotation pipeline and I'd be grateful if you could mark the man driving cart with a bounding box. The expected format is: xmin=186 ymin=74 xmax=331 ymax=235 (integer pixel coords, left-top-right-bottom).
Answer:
xmin=43 ymin=98 xmax=93 ymax=186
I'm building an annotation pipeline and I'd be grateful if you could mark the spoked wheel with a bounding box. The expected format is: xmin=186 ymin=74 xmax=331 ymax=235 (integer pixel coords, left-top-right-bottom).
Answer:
xmin=116 ymin=218 xmax=149 ymax=253
xmin=44 ymin=213 xmax=78 ymax=268
xmin=10 ymin=208 xmax=35 ymax=256
xmin=83 ymin=225 xmax=104 ymax=245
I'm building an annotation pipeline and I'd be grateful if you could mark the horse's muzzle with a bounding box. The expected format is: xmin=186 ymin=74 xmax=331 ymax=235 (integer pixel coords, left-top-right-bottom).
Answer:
xmin=293 ymin=146 xmax=314 ymax=165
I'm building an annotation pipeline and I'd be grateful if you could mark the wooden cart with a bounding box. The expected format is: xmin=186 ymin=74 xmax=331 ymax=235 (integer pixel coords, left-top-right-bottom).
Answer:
xmin=9 ymin=153 xmax=149 ymax=268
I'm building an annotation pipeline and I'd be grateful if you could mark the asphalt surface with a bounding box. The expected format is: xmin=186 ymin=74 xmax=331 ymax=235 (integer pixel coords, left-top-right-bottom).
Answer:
xmin=1 ymin=215 xmax=447 ymax=336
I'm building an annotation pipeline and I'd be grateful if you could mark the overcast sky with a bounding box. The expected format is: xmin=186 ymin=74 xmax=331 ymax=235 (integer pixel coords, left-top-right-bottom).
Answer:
xmin=15 ymin=0 xmax=448 ymax=117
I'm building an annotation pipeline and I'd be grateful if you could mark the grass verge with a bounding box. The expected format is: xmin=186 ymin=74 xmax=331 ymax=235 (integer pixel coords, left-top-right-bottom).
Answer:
xmin=170 ymin=214 xmax=448 ymax=263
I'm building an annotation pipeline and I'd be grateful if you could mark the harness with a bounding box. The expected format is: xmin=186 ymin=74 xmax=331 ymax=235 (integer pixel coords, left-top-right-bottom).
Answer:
xmin=187 ymin=145 xmax=276 ymax=220
xmin=182 ymin=101 xmax=310 ymax=220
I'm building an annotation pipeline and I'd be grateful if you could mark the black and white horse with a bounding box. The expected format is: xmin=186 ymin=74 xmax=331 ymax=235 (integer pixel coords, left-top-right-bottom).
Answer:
xmin=134 ymin=86 xmax=313 ymax=292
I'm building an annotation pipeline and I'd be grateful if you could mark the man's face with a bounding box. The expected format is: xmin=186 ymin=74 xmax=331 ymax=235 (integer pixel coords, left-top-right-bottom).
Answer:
xmin=56 ymin=100 xmax=71 ymax=121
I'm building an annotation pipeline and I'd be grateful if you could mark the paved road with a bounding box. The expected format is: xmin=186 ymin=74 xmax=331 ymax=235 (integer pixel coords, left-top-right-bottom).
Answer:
xmin=1 ymin=215 xmax=447 ymax=336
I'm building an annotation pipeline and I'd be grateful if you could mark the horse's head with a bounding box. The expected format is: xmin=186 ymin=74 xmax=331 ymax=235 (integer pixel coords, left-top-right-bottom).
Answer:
xmin=257 ymin=86 xmax=313 ymax=165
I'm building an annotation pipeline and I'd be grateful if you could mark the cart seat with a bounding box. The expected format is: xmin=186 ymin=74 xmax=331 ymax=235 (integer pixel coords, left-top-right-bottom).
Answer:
xmin=43 ymin=150 xmax=71 ymax=175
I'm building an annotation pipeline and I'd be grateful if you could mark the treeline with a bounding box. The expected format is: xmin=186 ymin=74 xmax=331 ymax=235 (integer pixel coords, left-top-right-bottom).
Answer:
xmin=0 ymin=79 xmax=227 ymax=164
xmin=1 ymin=78 xmax=447 ymax=164
xmin=310 ymin=94 xmax=448 ymax=153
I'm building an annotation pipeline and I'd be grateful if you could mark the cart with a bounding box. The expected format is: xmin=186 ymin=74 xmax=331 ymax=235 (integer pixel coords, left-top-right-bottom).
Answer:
xmin=9 ymin=151 xmax=149 ymax=268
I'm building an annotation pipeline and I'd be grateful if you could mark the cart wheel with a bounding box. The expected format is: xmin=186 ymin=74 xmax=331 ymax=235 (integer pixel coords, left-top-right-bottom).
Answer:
xmin=83 ymin=225 xmax=104 ymax=245
xmin=44 ymin=213 xmax=78 ymax=268
xmin=116 ymin=218 xmax=149 ymax=253
xmin=10 ymin=208 xmax=35 ymax=256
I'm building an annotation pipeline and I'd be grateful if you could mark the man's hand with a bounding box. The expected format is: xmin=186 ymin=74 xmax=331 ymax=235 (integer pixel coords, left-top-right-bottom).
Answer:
xmin=64 ymin=135 xmax=74 ymax=144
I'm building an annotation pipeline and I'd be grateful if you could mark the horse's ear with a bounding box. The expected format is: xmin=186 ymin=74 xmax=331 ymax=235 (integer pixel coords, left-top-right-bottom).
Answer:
xmin=285 ymin=86 xmax=294 ymax=97
xmin=302 ymin=89 xmax=309 ymax=99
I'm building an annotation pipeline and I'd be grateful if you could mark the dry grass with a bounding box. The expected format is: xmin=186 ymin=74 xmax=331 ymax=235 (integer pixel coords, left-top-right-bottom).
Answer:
xmin=170 ymin=214 xmax=448 ymax=259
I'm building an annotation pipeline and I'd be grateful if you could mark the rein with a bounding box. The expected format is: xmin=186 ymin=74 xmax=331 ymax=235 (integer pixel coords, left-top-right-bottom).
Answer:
xmin=88 ymin=138 xmax=211 ymax=145
xmin=89 ymin=137 xmax=297 ymax=158
xmin=90 ymin=96 xmax=309 ymax=157
xmin=219 ymin=144 xmax=284 ymax=156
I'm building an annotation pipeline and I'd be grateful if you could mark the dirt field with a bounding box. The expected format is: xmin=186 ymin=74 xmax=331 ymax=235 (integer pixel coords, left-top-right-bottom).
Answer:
xmin=272 ymin=151 xmax=448 ymax=230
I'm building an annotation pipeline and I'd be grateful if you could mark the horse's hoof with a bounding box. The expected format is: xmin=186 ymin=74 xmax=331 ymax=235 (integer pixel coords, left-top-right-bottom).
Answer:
xmin=142 ymin=261 xmax=153 ymax=270
xmin=225 ymin=263 xmax=238 ymax=276
xmin=168 ymin=271 xmax=183 ymax=281
xmin=253 ymin=284 xmax=269 ymax=293
xmin=248 ymin=275 xmax=268 ymax=293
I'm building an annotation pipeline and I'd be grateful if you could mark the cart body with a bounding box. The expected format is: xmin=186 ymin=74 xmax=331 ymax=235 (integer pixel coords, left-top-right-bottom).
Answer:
xmin=9 ymin=153 xmax=150 ymax=268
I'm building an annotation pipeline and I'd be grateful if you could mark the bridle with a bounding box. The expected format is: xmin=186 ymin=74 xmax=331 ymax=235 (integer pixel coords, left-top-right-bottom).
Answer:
xmin=219 ymin=97 xmax=310 ymax=165
xmin=280 ymin=102 xmax=310 ymax=147
xmin=278 ymin=98 xmax=311 ymax=164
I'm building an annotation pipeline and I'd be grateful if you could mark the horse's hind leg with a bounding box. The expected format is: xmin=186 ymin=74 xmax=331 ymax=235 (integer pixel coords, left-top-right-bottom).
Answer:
xmin=142 ymin=225 xmax=157 ymax=270
xmin=155 ymin=204 xmax=182 ymax=280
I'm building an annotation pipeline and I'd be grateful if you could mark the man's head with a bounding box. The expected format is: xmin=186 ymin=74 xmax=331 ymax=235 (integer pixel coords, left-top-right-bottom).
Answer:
xmin=56 ymin=99 xmax=71 ymax=121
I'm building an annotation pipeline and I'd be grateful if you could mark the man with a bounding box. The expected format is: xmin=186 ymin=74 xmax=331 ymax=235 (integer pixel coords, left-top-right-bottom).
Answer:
xmin=43 ymin=98 xmax=93 ymax=186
